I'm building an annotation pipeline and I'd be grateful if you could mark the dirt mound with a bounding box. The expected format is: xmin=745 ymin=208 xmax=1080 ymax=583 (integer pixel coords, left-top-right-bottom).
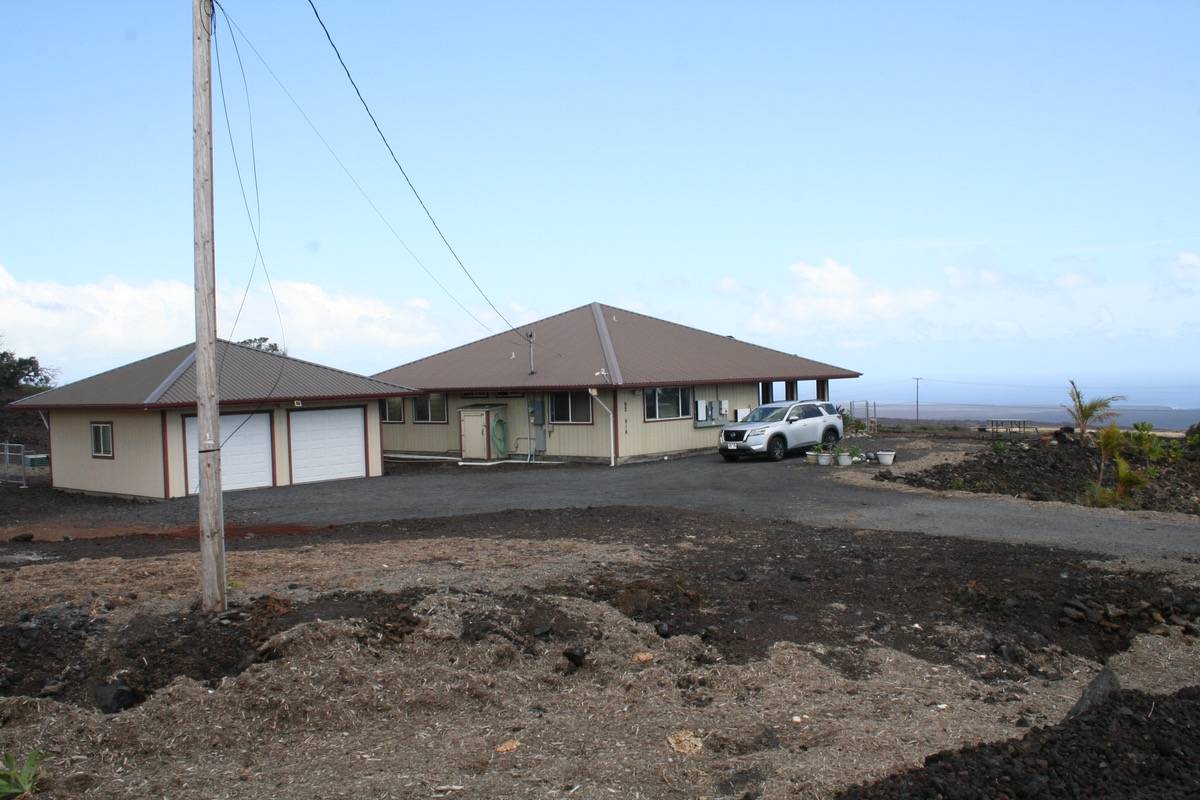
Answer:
xmin=879 ymin=437 xmax=1200 ymax=515
xmin=0 ymin=590 xmax=422 ymax=713
xmin=835 ymin=686 xmax=1200 ymax=799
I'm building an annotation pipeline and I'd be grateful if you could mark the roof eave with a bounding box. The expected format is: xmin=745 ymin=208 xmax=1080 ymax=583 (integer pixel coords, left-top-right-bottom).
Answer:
xmin=401 ymin=373 xmax=862 ymax=393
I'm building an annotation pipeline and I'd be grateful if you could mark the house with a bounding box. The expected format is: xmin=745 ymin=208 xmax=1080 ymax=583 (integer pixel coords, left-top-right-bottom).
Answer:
xmin=373 ymin=303 xmax=860 ymax=463
xmin=9 ymin=341 xmax=411 ymax=499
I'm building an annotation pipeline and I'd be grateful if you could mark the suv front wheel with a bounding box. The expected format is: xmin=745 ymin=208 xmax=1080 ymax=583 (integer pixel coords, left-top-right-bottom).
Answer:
xmin=767 ymin=436 xmax=787 ymax=461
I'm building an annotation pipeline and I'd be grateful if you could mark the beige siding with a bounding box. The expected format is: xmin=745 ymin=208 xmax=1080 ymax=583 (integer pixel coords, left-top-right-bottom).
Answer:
xmin=382 ymin=392 xmax=615 ymax=459
xmin=383 ymin=394 xmax=532 ymax=457
xmin=50 ymin=410 xmax=166 ymax=498
xmin=619 ymin=383 xmax=761 ymax=458
xmin=382 ymin=385 xmax=761 ymax=462
xmin=164 ymin=412 xmax=186 ymax=497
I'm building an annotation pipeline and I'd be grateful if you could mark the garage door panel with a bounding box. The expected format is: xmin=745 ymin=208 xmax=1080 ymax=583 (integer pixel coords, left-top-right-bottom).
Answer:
xmin=185 ymin=413 xmax=273 ymax=494
xmin=289 ymin=407 xmax=366 ymax=484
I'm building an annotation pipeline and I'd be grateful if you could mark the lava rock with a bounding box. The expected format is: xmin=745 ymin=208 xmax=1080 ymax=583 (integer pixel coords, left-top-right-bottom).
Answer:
xmin=562 ymin=647 xmax=587 ymax=668
xmin=95 ymin=680 xmax=142 ymax=714
xmin=1063 ymin=667 xmax=1120 ymax=721
xmin=8 ymin=533 xmax=34 ymax=543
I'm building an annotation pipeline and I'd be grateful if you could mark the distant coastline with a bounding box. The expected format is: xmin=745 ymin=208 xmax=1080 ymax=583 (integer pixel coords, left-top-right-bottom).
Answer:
xmin=862 ymin=403 xmax=1199 ymax=431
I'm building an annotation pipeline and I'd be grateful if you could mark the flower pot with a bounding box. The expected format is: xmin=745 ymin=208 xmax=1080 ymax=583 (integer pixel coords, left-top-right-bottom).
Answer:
xmin=805 ymin=451 xmax=819 ymax=464
xmin=876 ymin=450 xmax=896 ymax=466
xmin=836 ymin=453 xmax=852 ymax=466
xmin=817 ymin=452 xmax=833 ymax=466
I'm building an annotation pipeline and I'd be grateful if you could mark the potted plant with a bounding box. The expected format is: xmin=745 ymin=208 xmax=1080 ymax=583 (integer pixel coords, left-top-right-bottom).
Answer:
xmin=816 ymin=446 xmax=834 ymax=466
xmin=805 ymin=448 xmax=820 ymax=464
xmin=835 ymin=446 xmax=853 ymax=466
xmin=876 ymin=449 xmax=896 ymax=466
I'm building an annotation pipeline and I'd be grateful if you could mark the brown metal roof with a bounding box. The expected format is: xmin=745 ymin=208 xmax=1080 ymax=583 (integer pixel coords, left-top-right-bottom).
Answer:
xmin=373 ymin=303 xmax=860 ymax=391
xmin=11 ymin=341 xmax=412 ymax=410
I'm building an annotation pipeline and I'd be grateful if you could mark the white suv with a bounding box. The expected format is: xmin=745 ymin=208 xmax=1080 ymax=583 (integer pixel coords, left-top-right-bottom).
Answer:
xmin=718 ymin=400 xmax=843 ymax=462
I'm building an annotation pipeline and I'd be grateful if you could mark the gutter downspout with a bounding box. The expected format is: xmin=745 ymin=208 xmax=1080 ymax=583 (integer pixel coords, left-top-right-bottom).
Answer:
xmin=591 ymin=391 xmax=615 ymax=467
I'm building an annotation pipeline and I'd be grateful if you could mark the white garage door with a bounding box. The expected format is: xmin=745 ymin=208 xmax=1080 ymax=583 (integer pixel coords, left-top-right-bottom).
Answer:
xmin=185 ymin=413 xmax=273 ymax=494
xmin=289 ymin=407 xmax=366 ymax=484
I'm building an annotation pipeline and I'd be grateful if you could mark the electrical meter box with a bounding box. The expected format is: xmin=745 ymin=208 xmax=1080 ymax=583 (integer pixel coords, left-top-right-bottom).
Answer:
xmin=528 ymin=398 xmax=545 ymax=426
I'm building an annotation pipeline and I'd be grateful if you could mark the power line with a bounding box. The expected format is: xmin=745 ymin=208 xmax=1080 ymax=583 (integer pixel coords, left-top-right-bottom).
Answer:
xmin=304 ymin=0 xmax=529 ymax=346
xmin=212 ymin=12 xmax=288 ymax=449
xmin=213 ymin=1 xmax=496 ymax=337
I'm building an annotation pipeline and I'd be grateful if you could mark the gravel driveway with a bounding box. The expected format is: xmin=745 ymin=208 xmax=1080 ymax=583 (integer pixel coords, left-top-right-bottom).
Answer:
xmin=4 ymin=436 xmax=1197 ymax=558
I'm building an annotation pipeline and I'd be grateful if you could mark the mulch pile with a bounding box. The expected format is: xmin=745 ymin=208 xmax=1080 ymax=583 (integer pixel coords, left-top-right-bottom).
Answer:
xmin=0 ymin=591 xmax=422 ymax=713
xmin=836 ymin=686 xmax=1200 ymax=799
xmin=877 ymin=436 xmax=1200 ymax=515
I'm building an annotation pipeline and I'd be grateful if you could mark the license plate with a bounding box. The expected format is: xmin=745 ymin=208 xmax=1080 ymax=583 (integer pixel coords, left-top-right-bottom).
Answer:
xmin=724 ymin=441 xmax=737 ymax=448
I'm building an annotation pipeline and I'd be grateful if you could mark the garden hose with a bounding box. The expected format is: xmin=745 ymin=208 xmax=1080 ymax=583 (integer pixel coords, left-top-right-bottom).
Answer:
xmin=491 ymin=417 xmax=509 ymax=457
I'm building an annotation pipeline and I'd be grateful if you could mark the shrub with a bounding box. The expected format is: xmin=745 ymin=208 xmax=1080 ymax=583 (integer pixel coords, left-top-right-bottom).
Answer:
xmin=0 ymin=751 xmax=45 ymax=799
xmin=1128 ymin=422 xmax=1164 ymax=465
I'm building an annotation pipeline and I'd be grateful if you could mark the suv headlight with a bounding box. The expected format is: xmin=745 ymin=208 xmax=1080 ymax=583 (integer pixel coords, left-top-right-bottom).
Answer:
xmin=747 ymin=427 xmax=768 ymax=436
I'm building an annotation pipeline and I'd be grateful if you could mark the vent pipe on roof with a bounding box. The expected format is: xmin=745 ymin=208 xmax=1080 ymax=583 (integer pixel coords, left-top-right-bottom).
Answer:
xmin=527 ymin=331 xmax=536 ymax=375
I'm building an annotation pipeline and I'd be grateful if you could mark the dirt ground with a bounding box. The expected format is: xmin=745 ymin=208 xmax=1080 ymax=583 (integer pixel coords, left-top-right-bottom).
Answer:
xmin=2 ymin=507 xmax=1199 ymax=799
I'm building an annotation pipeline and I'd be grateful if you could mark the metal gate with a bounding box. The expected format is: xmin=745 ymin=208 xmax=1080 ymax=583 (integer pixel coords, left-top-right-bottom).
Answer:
xmin=1 ymin=443 xmax=26 ymax=488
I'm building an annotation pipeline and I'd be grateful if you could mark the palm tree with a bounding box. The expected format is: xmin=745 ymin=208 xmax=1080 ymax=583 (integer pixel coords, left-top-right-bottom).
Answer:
xmin=1063 ymin=380 xmax=1124 ymax=438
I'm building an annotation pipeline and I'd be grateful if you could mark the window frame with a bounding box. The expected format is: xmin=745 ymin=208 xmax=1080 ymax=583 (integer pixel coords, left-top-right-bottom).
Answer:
xmin=412 ymin=393 xmax=448 ymax=424
xmin=90 ymin=421 xmax=114 ymax=459
xmin=643 ymin=386 xmax=694 ymax=422
xmin=381 ymin=397 xmax=405 ymax=423
xmin=548 ymin=390 xmax=593 ymax=425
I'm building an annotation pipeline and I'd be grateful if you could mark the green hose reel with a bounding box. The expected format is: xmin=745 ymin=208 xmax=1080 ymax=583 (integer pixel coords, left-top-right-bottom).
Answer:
xmin=491 ymin=417 xmax=508 ymax=457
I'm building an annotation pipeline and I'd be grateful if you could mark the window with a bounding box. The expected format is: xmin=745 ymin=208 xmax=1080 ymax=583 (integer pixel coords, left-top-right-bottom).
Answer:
xmin=549 ymin=391 xmax=592 ymax=424
xmin=822 ymin=403 xmax=837 ymax=416
xmin=90 ymin=422 xmax=113 ymax=458
xmin=802 ymin=405 xmax=823 ymax=419
xmin=381 ymin=398 xmax=404 ymax=423
xmin=644 ymin=387 xmax=692 ymax=421
xmin=413 ymin=393 xmax=447 ymax=423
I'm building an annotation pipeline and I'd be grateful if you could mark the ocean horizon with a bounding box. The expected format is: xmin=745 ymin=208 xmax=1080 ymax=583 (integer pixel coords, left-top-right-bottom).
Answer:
xmin=855 ymin=403 xmax=1200 ymax=431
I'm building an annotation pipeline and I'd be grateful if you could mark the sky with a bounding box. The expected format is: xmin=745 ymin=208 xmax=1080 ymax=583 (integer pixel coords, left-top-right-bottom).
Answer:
xmin=2 ymin=1 xmax=1198 ymax=409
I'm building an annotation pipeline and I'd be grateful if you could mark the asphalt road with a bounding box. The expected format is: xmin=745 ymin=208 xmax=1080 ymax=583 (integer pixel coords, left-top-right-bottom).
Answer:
xmin=6 ymin=449 xmax=1197 ymax=559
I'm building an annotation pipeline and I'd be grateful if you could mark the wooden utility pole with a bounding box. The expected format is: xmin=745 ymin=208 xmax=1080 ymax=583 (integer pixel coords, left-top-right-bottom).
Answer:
xmin=193 ymin=0 xmax=227 ymax=612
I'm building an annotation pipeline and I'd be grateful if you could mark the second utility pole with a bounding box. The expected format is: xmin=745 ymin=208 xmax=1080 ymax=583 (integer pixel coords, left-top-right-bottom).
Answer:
xmin=194 ymin=0 xmax=227 ymax=613
xmin=913 ymin=377 xmax=922 ymax=425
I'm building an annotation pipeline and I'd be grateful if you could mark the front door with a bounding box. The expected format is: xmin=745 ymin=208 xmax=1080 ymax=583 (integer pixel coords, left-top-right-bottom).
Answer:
xmin=459 ymin=410 xmax=489 ymax=459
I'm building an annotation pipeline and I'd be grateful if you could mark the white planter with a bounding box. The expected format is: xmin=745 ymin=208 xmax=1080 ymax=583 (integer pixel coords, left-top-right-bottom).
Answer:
xmin=836 ymin=453 xmax=852 ymax=466
xmin=817 ymin=452 xmax=833 ymax=466
xmin=877 ymin=450 xmax=896 ymax=466
xmin=805 ymin=451 xmax=819 ymax=464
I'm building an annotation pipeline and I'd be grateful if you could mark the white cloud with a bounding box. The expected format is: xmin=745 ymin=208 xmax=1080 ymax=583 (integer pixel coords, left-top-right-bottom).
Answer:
xmin=790 ymin=258 xmax=865 ymax=295
xmin=728 ymin=254 xmax=1199 ymax=352
xmin=1171 ymin=252 xmax=1200 ymax=287
xmin=1054 ymin=272 xmax=1091 ymax=290
xmin=0 ymin=264 xmax=444 ymax=382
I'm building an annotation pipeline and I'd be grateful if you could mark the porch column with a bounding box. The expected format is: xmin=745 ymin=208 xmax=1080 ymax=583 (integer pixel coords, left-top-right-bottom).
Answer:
xmin=785 ymin=381 xmax=797 ymax=401
xmin=816 ymin=379 xmax=829 ymax=401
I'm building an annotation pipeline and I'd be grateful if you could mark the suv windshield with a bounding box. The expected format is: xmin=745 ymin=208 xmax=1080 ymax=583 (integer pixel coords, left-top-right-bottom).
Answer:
xmin=742 ymin=405 xmax=788 ymax=423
